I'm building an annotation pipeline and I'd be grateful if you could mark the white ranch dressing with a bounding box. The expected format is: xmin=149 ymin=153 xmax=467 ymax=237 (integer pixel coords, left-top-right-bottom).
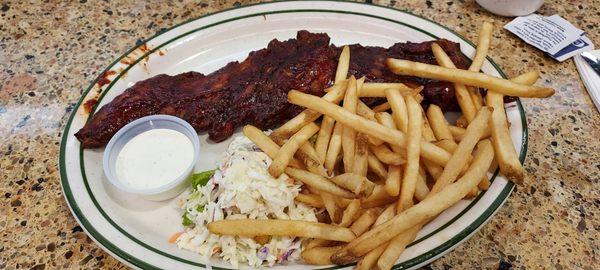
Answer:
xmin=115 ymin=128 xmax=194 ymax=190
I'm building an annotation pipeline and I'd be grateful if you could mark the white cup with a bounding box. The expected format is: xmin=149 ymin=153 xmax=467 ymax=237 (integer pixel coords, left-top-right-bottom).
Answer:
xmin=476 ymin=0 xmax=544 ymax=17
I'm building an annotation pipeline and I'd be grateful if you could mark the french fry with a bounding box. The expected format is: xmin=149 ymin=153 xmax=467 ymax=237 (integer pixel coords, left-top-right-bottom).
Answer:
xmin=357 ymin=245 xmax=387 ymax=270
xmin=353 ymin=133 xmax=369 ymax=177
xmin=357 ymin=101 xmax=385 ymax=146
xmin=305 ymin=239 xmax=334 ymax=250
xmin=335 ymin=46 xmax=350 ymax=83
xmin=485 ymin=71 xmax=538 ymax=183
xmin=435 ymin=139 xmax=458 ymax=153
xmin=386 ymin=59 xmax=555 ymax=98
xmin=285 ymin=167 xmax=356 ymax=199
xmin=208 ymin=220 xmax=356 ymax=242
xmin=295 ymin=193 xmax=324 ymax=208
xmin=315 ymin=116 xmax=336 ymax=164
xmin=414 ymin=167 xmax=430 ymax=201
xmin=449 ymin=125 xmax=466 ymax=138
xmin=330 ymin=173 xmax=376 ymax=197
xmin=373 ymin=102 xmax=391 ymax=112
xmin=350 ymin=207 xmax=383 ymax=236
xmin=453 ymin=125 xmax=491 ymax=142
xmin=288 ymin=90 xmax=452 ymax=166
xmin=431 ymin=43 xmax=477 ymax=122
xmin=367 ymin=153 xmax=388 ymax=179
xmin=301 ymin=246 xmax=343 ymax=265
xmin=339 ymin=199 xmax=361 ymax=227
xmin=359 ymin=83 xmax=415 ymax=97
xmin=397 ymin=95 xmax=422 ymax=212
xmin=377 ymin=225 xmax=421 ymax=270
xmin=324 ymin=121 xmax=343 ymax=174
xmin=342 ymin=76 xmax=359 ymax=172
xmin=362 ymin=185 xmax=397 ymax=209
xmin=469 ymin=21 xmax=494 ymax=72
xmin=468 ymin=86 xmax=484 ymax=111
xmin=369 ymin=144 xmax=405 ymax=165
xmin=427 ymin=104 xmax=455 ymax=142
xmin=430 ymin=107 xmax=493 ymax=193
xmin=271 ymin=80 xmax=347 ymax=141
xmin=375 ymin=204 xmax=396 ymax=225
xmin=385 ymin=165 xmax=402 ymax=197
xmin=269 ymin=123 xmax=319 ymax=177
xmin=331 ymin=140 xmax=495 ymax=263
xmin=356 ymin=203 xmax=396 ymax=269
xmin=322 ymin=192 xmax=342 ymax=224
xmin=375 ymin=112 xmax=403 ymax=154
xmin=242 ymin=125 xmax=304 ymax=168
xmin=386 ymin=88 xmax=409 ymax=132
xmin=297 ymin=142 xmax=328 ymax=177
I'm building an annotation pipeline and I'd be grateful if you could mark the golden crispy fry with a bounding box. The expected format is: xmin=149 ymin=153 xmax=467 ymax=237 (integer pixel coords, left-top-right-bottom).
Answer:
xmin=512 ymin=70 xmax=540 ymax=85
xmin=242 ymin=125 xmax=304 ymax=168
xmin=208 ymin=220 xmax=356 ymax=242
xmin=285 ymin=167 xmax=356 ymax=199
xmin=373 ymin=102 xmax=391 ymax=112
xmin=386 ymin=88 xmax=409 ymax=132
xmin=485 ymin=72 xmax=538 ymax=184
xmin=377 ymin=225 xmax=421 ymax=270
xmin=269 ymin=123 xmax=319 ymax=177
xmin=465 ymin=186 xmax=479 ymax=199
xmin=469 ymin=21 xmax=494 ymax=72
xmin=315 ymin=116 xmax=336 ymax=164
xmin=466 ymin=21 xmax=492 ymax=111
xmin=452 ymin=125 xmax=491 ymax=142
xmin=324 ymin=121 xmax=344 ymax=174
xmin=435 ymin=139 xmax=458 ymax=153
xmin=342 ymin=76 xmax=359 ymax=172
xmin=297 ymin=142 xmax=328 ymax=177
xmin=353 ymin=133 xmax=369 ymax=177
xmin=331 ymin=140 xmax=495 ymax=263
xmin=367 ymin=152 xmax=388 ymax=179
xmin=397 ymin=96 xmax=422 ymax=212
xmin=375 ymin=204 xmax=396 ymax=225
xmin=339 ymin=199 xmax=361 ymax=227
xmin=369 ymin=144 xmax=405 ymax=165
xmin=330 ymin=173 xmax=376 ymax=197
xmin=350 ymin=207 xmax=383 ymax=236
xmin=359 ymin=83 xmax=414 ymax=97
xmin=295 ymin=193 xmax=324 ymax=208
xmin=322 ymin=192 xmax=342 ymax=224
xmin=305 ymin=239 xmax=334 ymax=250
xmin=271 ymin=80 xmax=347 ymax=141
xmin=301 ymin=246 xmax=343 ymax=265
xmin=421 ymin=112 xmax=437 ymax=141
xmin=386 ymin=59 xmax=555 ymax=98
xmin=357 ymin=101 xmax=385 ymax=146
xmin=362 ymin=185 xmax=397 ymax=209
xmin=288 ymin=90 xmax=452 ymax=166
xmin=335 ymin=46 xmax=350 ymax=83
xmin=431 ymin=43 xmax=477 ymax=122
xmin=427 ymin=105 xmax=455 ymax=141
xmin=414 ymin=167 xmax=430 ymax=201
xmin=375 ymin=112 xmax=403 ymax=154
xmin=468 ymin=86 xmax=484 ymax=111
xmin=357 ymin=245 xmax=387 ymax=270
xmin=385 ymin=165 xmax=401 ymax=197
xmin=430 ymin=107 xmax=493 ymax=193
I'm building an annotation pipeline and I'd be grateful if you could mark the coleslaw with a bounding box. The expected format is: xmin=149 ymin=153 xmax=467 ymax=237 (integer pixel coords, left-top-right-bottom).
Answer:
xmin=176 ymin=135 xmax=317 ymax=268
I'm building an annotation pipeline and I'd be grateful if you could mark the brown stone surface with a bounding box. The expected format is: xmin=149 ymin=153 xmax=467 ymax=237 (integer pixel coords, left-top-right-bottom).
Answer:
xmin=0 ymin=0 xmax=598 ymax=269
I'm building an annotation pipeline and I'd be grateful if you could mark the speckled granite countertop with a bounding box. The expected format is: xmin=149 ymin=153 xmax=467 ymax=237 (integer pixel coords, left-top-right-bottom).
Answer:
xmin=1 ymin=0 xmax=598 ymax=269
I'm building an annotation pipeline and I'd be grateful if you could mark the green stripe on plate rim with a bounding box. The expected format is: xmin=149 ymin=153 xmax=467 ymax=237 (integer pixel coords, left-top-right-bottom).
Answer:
xmin=60 ymin=1 xmax=527 ymax=269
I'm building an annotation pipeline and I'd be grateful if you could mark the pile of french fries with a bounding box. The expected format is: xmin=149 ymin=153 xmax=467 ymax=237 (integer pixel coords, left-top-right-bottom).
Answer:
xmin=207 ymin=22 xmax=554 ymax=269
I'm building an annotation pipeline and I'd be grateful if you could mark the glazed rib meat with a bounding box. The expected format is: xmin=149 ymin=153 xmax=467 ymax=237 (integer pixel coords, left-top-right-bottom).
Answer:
xmin=75 ymin=30 xmax=468 ymax=148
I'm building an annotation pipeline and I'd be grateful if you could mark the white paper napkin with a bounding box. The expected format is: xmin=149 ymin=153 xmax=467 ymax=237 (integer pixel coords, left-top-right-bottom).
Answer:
xmin=574 ymin=50 xmax=600 ymax=112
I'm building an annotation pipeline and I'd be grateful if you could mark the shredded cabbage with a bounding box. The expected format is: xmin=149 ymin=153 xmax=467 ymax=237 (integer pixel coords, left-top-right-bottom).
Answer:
xmin=176 ymin=135 xmax=317 ymax=267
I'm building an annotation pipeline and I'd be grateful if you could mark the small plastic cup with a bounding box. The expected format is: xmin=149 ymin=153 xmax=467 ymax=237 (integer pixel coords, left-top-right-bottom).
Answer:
xmin=103 ymin=115 xmax=200 ymax=201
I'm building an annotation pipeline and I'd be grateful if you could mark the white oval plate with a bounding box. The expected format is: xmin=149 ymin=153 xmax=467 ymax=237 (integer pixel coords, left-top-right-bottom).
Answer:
xmin=60 ymin=1 xmax=527 ymax=269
